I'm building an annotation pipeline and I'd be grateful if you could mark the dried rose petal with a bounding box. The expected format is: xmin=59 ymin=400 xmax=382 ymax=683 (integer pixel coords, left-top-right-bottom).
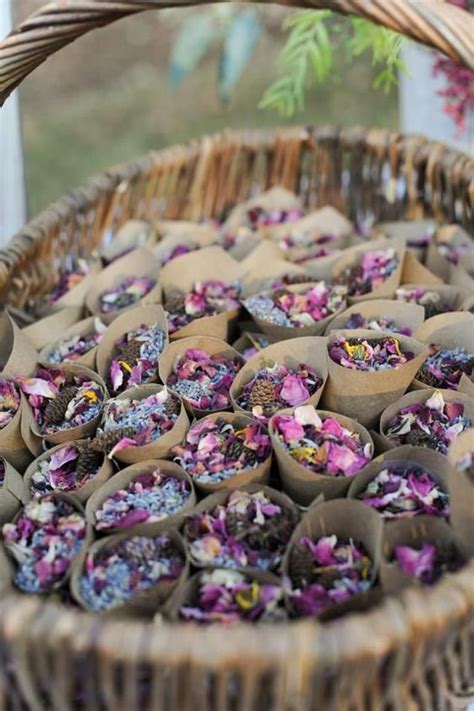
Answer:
xmin=99 ymin=277 xmax=156 ymax=314
xmin=417 ymin=344 xmax=474 ymax=390
xmin=166 ymin=281 xmax=241 ymax=334
xmin=329 ymin=336 xmax=414 ymax=372
xmin=336 ymin=249 xmax=399 ymax=297
xmin=0 ymin=377 xmax=20 ymax=429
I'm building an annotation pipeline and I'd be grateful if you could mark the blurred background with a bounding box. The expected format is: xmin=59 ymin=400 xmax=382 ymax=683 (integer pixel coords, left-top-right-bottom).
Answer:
xmin=15 ymin=2 xmax=399 ymax=217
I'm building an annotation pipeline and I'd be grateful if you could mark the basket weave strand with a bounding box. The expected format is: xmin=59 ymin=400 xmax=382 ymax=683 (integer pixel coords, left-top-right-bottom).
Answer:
xmin=0 ymin=0 xmax=473 ymax=105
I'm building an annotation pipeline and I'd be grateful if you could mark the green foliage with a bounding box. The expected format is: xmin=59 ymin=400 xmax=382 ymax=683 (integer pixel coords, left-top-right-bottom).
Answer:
xmin=219 ymin=10 xmax=262 ymax=103
xmin=260 ymin=11 xmax=408 ymax=116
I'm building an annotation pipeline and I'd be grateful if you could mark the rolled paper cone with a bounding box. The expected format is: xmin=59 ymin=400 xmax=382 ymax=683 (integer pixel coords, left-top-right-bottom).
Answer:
xmin=109 ymin=384 xmax=190 ymax=465
xmin=373 ymin=220 xmax=437 ymax=263
xmin=321 ymin=330 xmax=429 ymax=429
xmin=282 ymin=499 xmax=384 ymax=619
xmin=23 ymin=439 xmax=114 ymax=504
xmin=0 ymin=543 xmax=14 ymax=594
xmin=241 ymin=259 xmax=307 ymax=298
xmin=153 ymin=220 xmax=218 ymax=243
xmin=96 ymin=304 xmax=169 ymax=388
xmin=100 ymin=220 xmax=151 ymax=264
xmin=168 ymin=308 xmax=240 ymax=342
xmin=222 ymin=187 xmax=302 ymax=232
xmin=182 ymin=483 xmax=300 ymax=569
xmin=380 ymin=515 xmax=465 ymax=595
xmin=85 ymin=247 xmax=161 ymax=319
xmin=0 ymin=310 xmax=38 ymax=377
xmin=379 ymin=389 xmax=474 ymax=452
xmin=230 ymin=337 xmax=328 ymax=418
xmin=0 ymin=458 xmax=26 ymax=525
xmin=70 ymin=527 xmax=189 ymax=616
xmin=269 ymin=408 xmax=374 ymax=506
xmin=447 ymin=428 xmax=474 ymax=558
xmin=449 ymin=253 xmax=474 ymax=291
xmin=54 ymin=259 xmax=102 ymax=309
xmin=369 ymin=429 xmax=393 ymax=456
xmin=39 ymin=315 xmax=105 ymax=369
xmin=159 ymin=246 xmax=243 ymax=297
xmin=399 ymin=251 xmax=443 ymax=286
xmin=347 ymin=445 xmax=450 ymax=511
xmin=245 ymin=283 xmax=347 ymax=341
xmin=239 ymin=240 xmax=285 ymax=272
xmin=298 ymin=251 xmax=343 ymax=283
xmin=0 ymin=391 xmax=33 ymax=471
xmin=458 ymin=374 xmax=474 ymax=399
xmin=176 ymin=411 xmax=272 ymax=495
xmin=461 ymin=294 xmax=474 ymax=313
xmin=165 ymin=567 xmax=283 ymax=621
xmin=398 ymin=283 xmax=469 ymax=314
xmin=325 ymin=299 xmax=425 ymax=336
xmin=225 ymin=233 xmax=261 ymax=261
xmin=262 ymin=206 xmax=353 ymax=246
xmin=22 ymin=306 xmax=83 ymax=350
xmin=151 ymin=230 xmax=216 ymax=265
xmin=85 ymin=459 xmax=196 ymax=535
xmin=158 ymin=336 xmax=244 ymax=419
xmin=5 ymin=492 xmax=91 ymax=591
xmin=20 ymin=363 xmax=109 ymax=450
xmin=330 ymin=237 xmax=406 ymax=305
xmin=426 ymin=225 xmax=473 ymax=281
xmin=412 ymin=315 xmax=474 ymax=391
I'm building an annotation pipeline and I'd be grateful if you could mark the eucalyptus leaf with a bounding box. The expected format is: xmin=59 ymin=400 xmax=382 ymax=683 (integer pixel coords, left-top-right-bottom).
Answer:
xmin=169 ymin=14 xmax=216 ymax=87
xmin=219 ymin=9 xmax=261 ymax=103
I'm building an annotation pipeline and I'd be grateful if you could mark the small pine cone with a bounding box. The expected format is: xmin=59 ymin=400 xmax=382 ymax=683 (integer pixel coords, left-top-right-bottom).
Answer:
xmin=75 ymin=443 xmax=103 ymax=478
xmin=163 ymin=396 xmax=180 ymax=418
xmin=118 ymin=338 xmax=142 ymax=366
xmin=418 ymin=369 xmax=440 ymax=387
xmin=404 ymin=429 xmax=437 ymax=449
xmin=290 ymin=542 xmax=314 ymax=587
xmin=44 ymin=385 xmax=78 ymax=425
xmin=249 ymin=379 xmax=276 ymax=409
xmin=226 ymin=511 xmax=248 ymax=538
xmin=90 ymin=426 xmax=137 ymax=453
xmin=121 ymin=537 xmax=157 ymax=567
xmin=165 ymin=293 xmax=186 ymax=314
xmin=227 ymin=439 xmax=244 ymax=460
xmin=243 ymin=449 xmax=259 ymax=467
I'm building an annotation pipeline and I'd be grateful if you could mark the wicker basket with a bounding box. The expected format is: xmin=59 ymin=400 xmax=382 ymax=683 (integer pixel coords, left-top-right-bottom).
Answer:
xmin=0 ymin=2 xmax=473 ymax=709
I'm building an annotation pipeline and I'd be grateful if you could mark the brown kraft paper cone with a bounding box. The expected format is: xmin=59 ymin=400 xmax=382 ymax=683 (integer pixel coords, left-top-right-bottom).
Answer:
xmin=174 ymin=411 xmax=272 ymax=495
xmin=449 ymin=253 xmax=474 ymax=291
xmin=269 ymin=408 xmax=374 ymax=506
xmin=22 ymin=439 xmax=114 ymax=504
xmin=347 ymin=445 xmax=450 ymax=511
xmin=20 ymin=363 xmax=109 ymax=452
xmin=85 ymin=459 xmax=196 ymax=535
xmin=263 ymin=206 xmax=352 ymax=246
xmin=4 ymin=492 xmax=91 ymax=592
xmin=0 ymin=543 xmax=14 ymax=594
xmin=325 ymin=299 xmax=425 ymax=336
xmin=321 ymin=330 xmax=429 ymax=429
xmin=0 ymin=458 xmax=26 ymax=525
xmin=282 ymin=499 xmax=384 ymax=620
xmin=373 ymin=220 xmax=437 ymax=262
xmin=222 ymin=187 xmax=302 ymax=232
xmin=104 ymin=384 xmax=189 ymax=465
xmin=151 ymin=230 xmax=216 ymax=265
xmin=379 ymin=388 xmax=474 ymax=452
xmin=426 ymin=225 xmax=473 ymax=281
xmin=396 ymin=283 xmax=469 ymax=315
xmin=101 ymin=220 xmax=151 ymax=264
xmin=230 ymin=337 xmax=328 ymax=418
xmin=165 ymin=566 xmax=283 ymax=621
xmin=447 ymin=428 xmax=474 ymax=558
xmin=70 ymin=527 xmax=189 ymax=616
xmin=412 ymin=315 xmax=474 ymax=391
xmin=297 ymin=251 xmax=343 ymax=283
xmin=53 ymin=258 xmax=102 ymax=310
xmin=159 ymin=336 xmax=244 ymax=419
xmin=380 ymin=515 xmax=465 ymax=595
xmin=159 ymin=246 xmax=243 ymax=296
xmin=22 ymin=306 xmax=83 ymax=350
xmin=244 ymin=283 xmax=347 ymax=341
xmin=96 ymin=304 xmax=169 ymax=390
xmin=399 ymin=251 xmax=443 ymax=286
xmin=182 ymin=483 xmax=300 ymax=569
xmin=85 ymin=247 xmax=161 ymax=319
xmin=0 ymin=310 xmax=38 ymax=377
xmin=38 ymin=315 xmax=107 ymax=370
xmin=330 ymin=237 xmax=406 ymax=305
xmin=241 ymin=259 xmax=307 ymax=298
xmin=0 ymin=385 xmax=33 ymax=471
xmin=462 ymin=294 xmax=474 ymax=314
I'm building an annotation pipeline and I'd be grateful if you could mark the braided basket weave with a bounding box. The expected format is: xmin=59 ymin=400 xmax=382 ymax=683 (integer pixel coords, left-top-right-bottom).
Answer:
xmin=0 ymin=2 xmax=473 ymax=710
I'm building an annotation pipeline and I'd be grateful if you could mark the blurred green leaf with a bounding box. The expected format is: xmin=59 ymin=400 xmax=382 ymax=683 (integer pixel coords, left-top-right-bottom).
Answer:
xmin=169 ymin=14 xmax=216 ymax=87
xmin=219 ymin=9 xmax=261 ymax=103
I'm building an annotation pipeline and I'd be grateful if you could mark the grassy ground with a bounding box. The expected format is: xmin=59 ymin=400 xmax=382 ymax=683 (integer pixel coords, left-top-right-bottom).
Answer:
xmin=17 ymin=6 xmax=399 ymax=216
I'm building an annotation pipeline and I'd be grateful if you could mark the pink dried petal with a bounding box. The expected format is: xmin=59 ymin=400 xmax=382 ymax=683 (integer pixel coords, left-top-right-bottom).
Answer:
xmin=280 ymin=374 xmax=310 ymax=406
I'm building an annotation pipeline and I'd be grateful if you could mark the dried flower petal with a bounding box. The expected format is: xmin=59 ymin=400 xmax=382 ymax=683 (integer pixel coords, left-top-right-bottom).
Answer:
xmin=0 ymin=377 xmax=20 ymax=429
xmin=344 ymin=312 xmax=412 ymax=336
xmin=45 ymin=319 xmax=107 ymax=364
xmin=329 ymin=336 xmax=414 ymax=372
xmin=166 ymin=281 xmax=241 ymax=334
xmin=336 ymin=249 xmax=399 ymax=297
xmin=99 ymin=277 xmax=156 ymax=314
xmin=107 ymin=323 xmax=166 ymax=394
xmin=417 ymin=344 xmax=474 ymax=390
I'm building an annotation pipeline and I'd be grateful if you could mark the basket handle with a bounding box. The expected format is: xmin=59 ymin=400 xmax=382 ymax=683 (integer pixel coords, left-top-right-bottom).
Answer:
xmin=0 ymin=0 xmax=472 ymax=107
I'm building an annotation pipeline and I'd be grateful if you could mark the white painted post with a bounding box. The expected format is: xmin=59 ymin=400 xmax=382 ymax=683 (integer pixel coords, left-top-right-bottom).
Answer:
xmin=400 ymin=42 xmax=474 ymax=155
xmin=0 ymin=0 xmax=27 ymax=246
